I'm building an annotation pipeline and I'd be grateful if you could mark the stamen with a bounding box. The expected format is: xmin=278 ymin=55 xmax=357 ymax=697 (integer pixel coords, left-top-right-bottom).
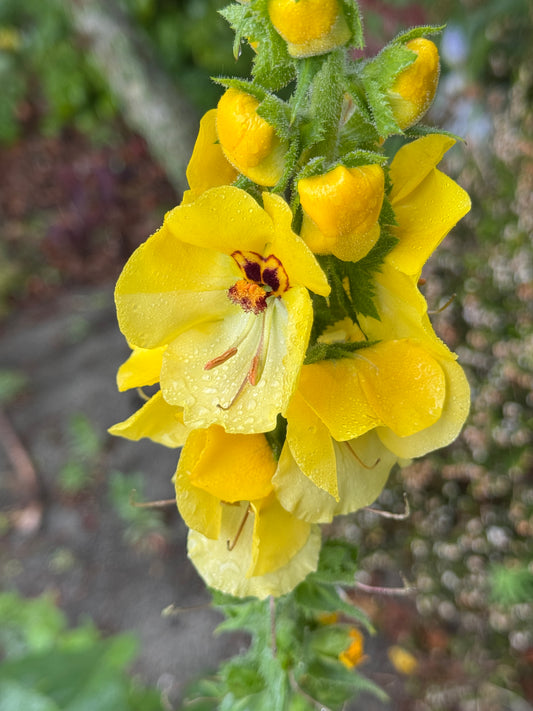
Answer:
xmin=344 ymin=440 xmax=380 ymax=469
xmin=429 ymin=293 xmax=456 ymax=314
xmin=226 ymin=506 xmax=250 ymax=551
xmin=204 ymin=347 xmax=238 ymax=371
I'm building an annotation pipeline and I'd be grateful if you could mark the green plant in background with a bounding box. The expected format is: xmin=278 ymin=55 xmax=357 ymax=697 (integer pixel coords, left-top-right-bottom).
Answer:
xmin=0 ymin=0 xmax=116 ymax=144
xmin=58 ymin=412 xmax=101 ymax=493
xmin=0 ymin=591 xmax=163 ymax=711
xmin=108 ymin=470 xmax=168 ymax=549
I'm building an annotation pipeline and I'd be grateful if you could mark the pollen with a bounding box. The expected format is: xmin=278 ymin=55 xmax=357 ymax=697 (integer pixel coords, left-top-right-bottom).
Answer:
xmin=228 ymin=279 xmax=268 ymax=314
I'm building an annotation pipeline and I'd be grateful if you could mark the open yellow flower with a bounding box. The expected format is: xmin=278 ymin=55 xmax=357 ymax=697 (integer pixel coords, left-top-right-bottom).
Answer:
xmin=388 ymin=38 xmax=440 ymax=130
xmin=175 ymin=425 xmax=321 ymax=599
xmin=298 ymin=164 xmax=385 ymax=261
xmin=216 ymin=88 xmax=288 ymax=187
xmin=184 ymin=109 xmax=238 ymax=204
xmin=115 ymin=185 xmax=329 ymax=434
xmin=268 ymin=0 xmax=351 ymax=58
xmin=273 ymin=264 xmax=470 ymax=520
xmin=388 ymin=133 xmax=471 ymax=278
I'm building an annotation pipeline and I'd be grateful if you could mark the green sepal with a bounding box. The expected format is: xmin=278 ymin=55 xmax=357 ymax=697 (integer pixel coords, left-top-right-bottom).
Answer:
xmin=304 ymin=339 xmax=379 ymax=365
xmin=392 ymin=24 xmax=446 ymax=44
xmin=339 ymin=0 xmax=365 ymax=50
xmin=256 ymin=93 xmax=292 ymax=139
xmin=406 ymin=123 xmax=465 ymax=142
xmin=338 ymin=149 xmax=388 ymax=168
xmin=360 ymin=77 xmax=403 ymax=138
xmin=213 ymin=76 xmax=268 ymax=102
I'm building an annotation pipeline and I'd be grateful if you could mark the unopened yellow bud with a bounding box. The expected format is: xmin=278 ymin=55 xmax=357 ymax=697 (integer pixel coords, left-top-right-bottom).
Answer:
xmin=298 ymin=164 xmax=385 ymax=262
xmin=339 ymin=629 xmax=366 ymax=669
xmin=216 ymin=88 xmax=288 ymax=187
xmin=267 ymin=0 xmax=351 ymax=58
xmin=387 ymin=645 xmax=419 ymax=675
xmin=388 ymin=38 xmax=440 ymax=130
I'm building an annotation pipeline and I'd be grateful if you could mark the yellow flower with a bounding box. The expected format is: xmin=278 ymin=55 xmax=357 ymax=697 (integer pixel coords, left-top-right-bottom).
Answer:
xmin=184 ymin=109 xmax=238 ymax=204
xmin=108 ymin=346 xmax=189 ymax=449
xmin=388 ymin=133 xmax=471 ymax=278
xmin=388 ymin=645 xmax=418 ymax=675
xmin=115 ymin=186 xmax=329 ymax=434
xmin=267 ymin=0 xmax=351 ymax=58
xmin=339 ymin=628 xmax=366 ymax=669
xmin=388 ymin=38 xmax=440 ymax=130
xmin=273 ymin=265 xmax=470 ymax=520
xmin=298 ymin=164 xmax=385 ymax=261
xmin=216 ymin=88 xmax=288 ymax=187
xmin=175 ymin=425 xmax=321 ymax=599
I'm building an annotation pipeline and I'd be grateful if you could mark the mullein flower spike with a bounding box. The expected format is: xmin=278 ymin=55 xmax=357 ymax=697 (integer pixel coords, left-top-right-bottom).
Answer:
xmin=110 ymin=0 xmax=470 ymax=600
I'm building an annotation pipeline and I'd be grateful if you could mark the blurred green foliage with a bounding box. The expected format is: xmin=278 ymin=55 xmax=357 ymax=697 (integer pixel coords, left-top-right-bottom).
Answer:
xmin=0 ymin=591 xmax=163 ymax=711
xmin=58 ymin=413 xmax=101 ymax=493
xmin=108 ymin=470 xmax=168 ymax=548
xmin=0 ymin=0 xmax=115 ymax=144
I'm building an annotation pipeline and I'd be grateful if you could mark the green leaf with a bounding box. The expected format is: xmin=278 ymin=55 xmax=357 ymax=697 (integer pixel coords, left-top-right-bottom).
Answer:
xmin=294 ymin=582 xmax=372 ymax=631
xmin=304 ymin=339 xmax=379 ymax=365
xmin=310 ymin=539 xmax=359 ymax=585
xmin=264 ymin=414 xmax=287 ymax=460
xmin=221 ymin=657 xmax=265 ymax=697
xmin=360 ymin=76 xmax=402 ymax=138
xmin=340 ymin=149 xmax=388 ymax=168
xmin=308 ymin=50 xmax=345 ymax=154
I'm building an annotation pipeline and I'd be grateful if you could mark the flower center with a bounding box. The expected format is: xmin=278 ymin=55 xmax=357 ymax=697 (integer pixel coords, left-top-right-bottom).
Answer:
xmin=230 ymin=250 xmax=289 ymax=304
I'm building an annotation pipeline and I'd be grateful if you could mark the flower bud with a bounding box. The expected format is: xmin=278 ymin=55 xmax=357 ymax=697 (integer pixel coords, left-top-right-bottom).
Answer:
xmin=216 ymin=88 xmax=288 ymax=187
xmin=298 ymin=164 xmax=385 ymax=262
xmin=267 ymin=0 xmax=351 ymax=58
xmin=388 ymin=38 xmax=440 ymax=130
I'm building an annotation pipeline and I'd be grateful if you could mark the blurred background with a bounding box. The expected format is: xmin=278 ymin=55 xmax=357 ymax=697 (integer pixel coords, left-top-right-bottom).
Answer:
xmin=0 ymin=1 xmax=532 ymax=709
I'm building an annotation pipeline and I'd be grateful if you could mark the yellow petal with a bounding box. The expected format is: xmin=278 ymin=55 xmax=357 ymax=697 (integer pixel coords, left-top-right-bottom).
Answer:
xmin=165 ymin=186 xmax=275 ymax=257
xmin=249 ymin=492 xmax=312 ymax=577
xmin=108 ymin=391 xmax=188 ymax=448
xmin=186 ymin=109 xmax=238 ymax=200
xmin=378 ymin=355 xmax=470 ymax=458
xmin=116 ymin=346 xmax=166 ymax=391
xmin=263 ymin=192 xmax=330 ymax=297
xmin=273 ymin=430 xmax=397 ymax=523
xmin=285 ymin=390 xmax=338 ymax=499
xmin=388 ymin=135 xmax=471 ymax=277
xmin=174 ymin=429 xmax=222 ymax=540
xmin=354 ymin=339 xmax=446 ymax=437
xmin=187 ymin=425 xmax=275 ymax=503
xmin=162 ymin=286 xmax=312 ymax=434
xmin=298 ymin=360 xmax=380 ymax=441
xmin=389 ymin=134 xmax=455 ymax=204
xmin=115 ymin=222 xmax=236 ymax=348
xmin=187 ymin=502 xmax=321 ymax=599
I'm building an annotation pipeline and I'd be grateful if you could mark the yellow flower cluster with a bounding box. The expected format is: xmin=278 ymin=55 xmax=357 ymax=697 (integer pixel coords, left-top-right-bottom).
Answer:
xmin=110 ymin=1 xmax=470 ymax=600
